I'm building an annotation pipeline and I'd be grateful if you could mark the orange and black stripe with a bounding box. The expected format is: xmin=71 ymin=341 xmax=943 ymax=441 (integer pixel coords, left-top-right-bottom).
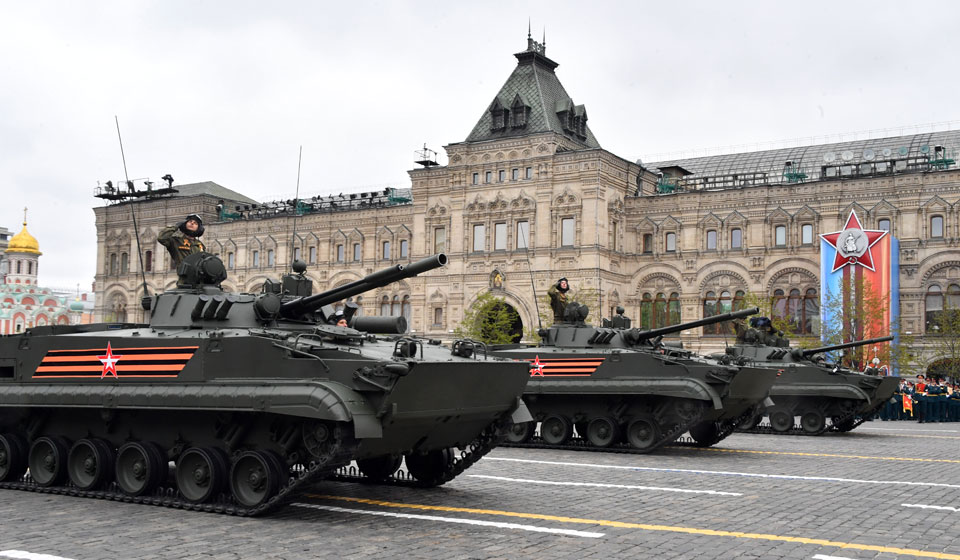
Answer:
xmin=524 ymin=357 xmax=605 ymax=377
xmin=34 ymin=346 xmax=198 ymax=379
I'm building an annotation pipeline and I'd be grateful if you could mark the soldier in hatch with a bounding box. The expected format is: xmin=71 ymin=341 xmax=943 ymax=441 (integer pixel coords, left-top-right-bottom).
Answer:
xmin=158 ymin=214 xmax=206 ymax=268
xmin=547 ymin=277 xmax=570 ymax=323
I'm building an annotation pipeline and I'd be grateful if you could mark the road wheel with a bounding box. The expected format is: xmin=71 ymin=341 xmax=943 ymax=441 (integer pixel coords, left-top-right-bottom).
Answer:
xmin=0 ymin=433 xmax=28 ymax=482
xmin=176 ymin=447 xmax=229 ymax=503
xmin=357 ymin=454 xmax=403 ymax=481
xmin=540 ymin=416 xmax=573 ymax=445
xmin=800 ymin=411 xmax=826 ymax=434
xmin=769 ymin=409 xmax=794 ymax=433
xmin=116 ymin=441 xmax=167 ymax=497
xmin=505 ymin=421 xmax=535 ymax=444
xmin=626 ymin=417 xmax=660 ymax=451
xmin=586 ymin=417 xmax=620 ymax=448
xmin=28 ymin=436 xmax=70 ymax=487
xmin=405 ymin=448 xmax=454 ymax=487
xmin=689 ymin=422 xmax=722 ymax=447
xmin=67 ymin=438 xmax=115 ymax=491
xmin=230 ymin=450 xmax=283 ymax=507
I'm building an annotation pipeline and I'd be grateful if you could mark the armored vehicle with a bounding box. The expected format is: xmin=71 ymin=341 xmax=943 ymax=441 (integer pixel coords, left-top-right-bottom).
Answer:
xmin=490 ymin=305 xmax=778 ymax=452
xmin=718 ymin=318 xmax=897 ymax=435
xmin=0 ymin=253 xmax=531 ymax=515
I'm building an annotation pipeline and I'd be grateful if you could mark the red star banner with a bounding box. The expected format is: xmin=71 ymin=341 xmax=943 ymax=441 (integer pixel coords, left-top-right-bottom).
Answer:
xmin=820 ymin=210 xmax=888 ymax=273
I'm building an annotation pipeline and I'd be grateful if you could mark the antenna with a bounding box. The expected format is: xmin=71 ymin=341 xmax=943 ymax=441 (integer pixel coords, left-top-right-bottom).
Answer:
xmin=519 ymin=222 xmax=542 ymax=331
xmin=115 ymin=116 xmax=149 ymax=315
xmin=290 ymin=145 xmax=303 ymax=265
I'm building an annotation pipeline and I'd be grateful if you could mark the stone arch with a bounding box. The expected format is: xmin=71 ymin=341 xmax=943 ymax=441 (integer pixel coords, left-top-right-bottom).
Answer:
xmin=921 ymin=259 xmax=960 ymax=286
xmin=698 ymin=269 xmax=749 ymax=293
xmin=766 ymin=266 xmax=819 ymax=292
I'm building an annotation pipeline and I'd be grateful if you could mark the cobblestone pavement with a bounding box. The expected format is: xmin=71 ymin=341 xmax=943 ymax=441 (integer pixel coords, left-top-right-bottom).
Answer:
xmin=1 ymin=421 xmax=958 ymax=560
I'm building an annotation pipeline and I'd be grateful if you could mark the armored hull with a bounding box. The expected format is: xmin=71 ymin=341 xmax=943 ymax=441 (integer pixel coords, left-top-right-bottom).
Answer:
xmin=490 ymin=308 xmax=778 ymax=452
xmin=723 ymin=339 xmax=899 ymax=434
xmin=0 ymin=254 xmax=531 ymax=515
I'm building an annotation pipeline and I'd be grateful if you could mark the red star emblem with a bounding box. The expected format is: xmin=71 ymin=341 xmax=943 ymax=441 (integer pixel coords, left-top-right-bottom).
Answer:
xmin=530 ymin=355 xmax=544 ymax=376
xmin=98 ymin=342 xmax=123 ymax=379
xmin=819 ymin=210 xmax=888 ymax=273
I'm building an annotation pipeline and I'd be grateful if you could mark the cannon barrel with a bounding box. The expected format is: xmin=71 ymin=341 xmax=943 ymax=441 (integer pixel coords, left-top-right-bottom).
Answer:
xmin=634 ymin=307 xmax=759 ymax=340
xmin=280 ymin=254 xmax=447 ymax=318
xmin=800 ymin=335 xmax=894 ymax=358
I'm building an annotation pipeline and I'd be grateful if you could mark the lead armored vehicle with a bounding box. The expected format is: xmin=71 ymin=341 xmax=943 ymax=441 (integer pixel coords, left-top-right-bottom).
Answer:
xmin=719 ymin=318 xmax=897 ymax=435
xmin=490 ymin=306 xmax=778 ymax=452
xmin=0 ymin=253 xmax=531 ymax=515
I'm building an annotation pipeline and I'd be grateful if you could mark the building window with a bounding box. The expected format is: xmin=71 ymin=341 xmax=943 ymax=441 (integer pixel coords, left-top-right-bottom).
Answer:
xmin=336 ymin=245 xmax=344 ymax=263
xmin=642 ymin=233 xmax=653 ymax=254
xmin=267 ymin=249 xmax=275 ymax=267
xmin=771 ymin=288 xmax=819 ymax=334
xmin=391 ymin=295 xmax=400 ymax=316
xmin=380 ymin=295 xmax=390 ymax=316
xmin=561 ymin=218 xmax=575 ymax=247
xmin=611 ymin=221 xmax=619 ymax=251
xmin=309 ymin=246 xmax=317 ymax=263
xmin=639 ymin=292 xmax=681 ymax=330
xmin=473 ymin=224 xmax=485 ymax=252
xmin=878 ymin=219 xmax=891 ymax=231
xmin=926 ymin=284 xmax=960 ymax=333
xmin=485 ymin=171 xmax=492 ymax=184
xmin=703 ymin=290 xmax=745 ymax=334
xmin=494 ymin=222 xmax=507 ymax=251
xmin=665 ymin=232 xmax=676 ymax=252
xmin=512 ymin=168 xmax=519 ymax=181
xmin=433 ymin=307 xmax=443 ymax=328
xmin=382 ymin=241 xmax=391 ymax=259
xmin=801 ymin=224 xmax=814 ymax=245
xmin=227 ymin=252 xmax=235 ymax=269
xmin=353 ymin=243 xmax=361 ymax=262
xmin=706 ymin=230 xmax=717 ymax=251
xmin=931 ymin=215 xmax=944 ymax=238
xmin=516 ymin=221 xmax=529 ymax=249
xmin=400 ymin=239 xmax=408 ymax=258
xmin=28 ymin=261 xmax=34 ymax=275
xmin=253 ymin=250 xmax=260 ymax=267
xmin=731 ymin=228 xmax=742 ymax=249
xmin=294 ymin=247 xmax=301 ymax=262
xmin=144 ymin=250 xmax=153 ymax=272
xmin=434 ymin=228 xmax=446 ymax=253
xmin=109 ymin=253 xmax=117 ymax=275
xmin=498 ymin=170 xmax=506 ymax=182
xmin=472 ymin=172 xmax=479 ymax=185
xmin=775 ymin=225 xmax=786 ymax=247
xmin=525 ymin=167 xmax=533 ymax=179
xmin=402 ymin=295 xmax=411 ymax=329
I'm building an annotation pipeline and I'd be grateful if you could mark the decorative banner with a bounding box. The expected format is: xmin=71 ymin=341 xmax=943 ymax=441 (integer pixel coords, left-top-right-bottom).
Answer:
xmin=820 ymin=210 xmax=899 ymax=366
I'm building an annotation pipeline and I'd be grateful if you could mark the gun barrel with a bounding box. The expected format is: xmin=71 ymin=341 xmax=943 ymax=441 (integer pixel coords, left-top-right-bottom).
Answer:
xmin=801 ymin=335 xmax=894 ymax=357
xmin=280 ymin=254 xmax=447 ymax=317
xmin=636 ymin=307 xmax=759 ymax=340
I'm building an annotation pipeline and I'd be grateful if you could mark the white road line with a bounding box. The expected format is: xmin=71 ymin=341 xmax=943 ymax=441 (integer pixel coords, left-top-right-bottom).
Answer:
xmin=812 ymin=554 xmax=859 ymax=560
xmin=0 ymin=552 xmax=76 ymax=560
xmin=859 ymin=427 xmax=960 ymax=433
xmin=290 ymin=502 xmax=605 ymax=538
xmin=901 ymin=503 xmax=960 ymax=513
xmin=467 ymin=474 xmax=742 ymax=496
xmin=486 ymin=457 xmax=960 ymax=489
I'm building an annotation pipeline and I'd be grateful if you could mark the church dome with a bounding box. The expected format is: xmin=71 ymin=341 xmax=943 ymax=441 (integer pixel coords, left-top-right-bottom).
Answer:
xmin=7 ymin=221 xmax=41 ymax=255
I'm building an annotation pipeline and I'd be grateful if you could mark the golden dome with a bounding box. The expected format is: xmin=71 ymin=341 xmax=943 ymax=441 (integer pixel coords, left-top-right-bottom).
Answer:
xmin=7 ymin=220 xmax=41 ymax=256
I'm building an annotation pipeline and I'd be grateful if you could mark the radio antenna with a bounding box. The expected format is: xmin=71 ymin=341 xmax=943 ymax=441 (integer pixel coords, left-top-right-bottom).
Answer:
xmin=520 ymin=223 xmax=543 ymax=331
xmin=290 ymin=145 xmax=303 ymax=264
xmin=115 ymin=116 xmax=149 ymax=315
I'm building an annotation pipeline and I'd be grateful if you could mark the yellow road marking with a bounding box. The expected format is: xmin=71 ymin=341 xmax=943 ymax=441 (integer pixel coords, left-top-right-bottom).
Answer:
xmin=677 ymin=446 xmax=960 ymax=463
xmin=308 ymin=494 xmax=960 ymax=559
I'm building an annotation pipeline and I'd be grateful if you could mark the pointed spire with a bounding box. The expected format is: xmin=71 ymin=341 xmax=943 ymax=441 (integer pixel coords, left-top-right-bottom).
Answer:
xmin=23 ymin=206 xmax=27 ymax=227
xmin=528 ymin=18 xmax=531 ymax=39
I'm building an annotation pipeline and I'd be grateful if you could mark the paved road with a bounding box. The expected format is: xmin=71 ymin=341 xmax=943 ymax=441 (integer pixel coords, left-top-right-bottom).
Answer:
xmin=1 ymin=421 xmax=958 ymax=560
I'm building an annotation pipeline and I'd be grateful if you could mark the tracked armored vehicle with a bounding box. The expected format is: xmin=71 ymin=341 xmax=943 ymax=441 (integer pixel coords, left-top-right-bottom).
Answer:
xmin=489 ymin=306 xmax=778 ymax=452
xmin=719 ymin=320 xmax=897 ymax=435
xmin=0 ymin=253 xmax=531 ymax=515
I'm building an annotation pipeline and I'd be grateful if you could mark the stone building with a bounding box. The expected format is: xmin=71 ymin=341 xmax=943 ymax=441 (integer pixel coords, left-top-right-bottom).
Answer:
xmin=92 ymin=37 xmax=960 ymax=366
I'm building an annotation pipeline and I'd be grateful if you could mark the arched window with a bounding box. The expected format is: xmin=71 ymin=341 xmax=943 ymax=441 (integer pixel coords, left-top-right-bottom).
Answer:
xmin=145 ymin=250 xmax=153 ymax=272
xmin=382 ymin=241 xmax=391 ymax=259
xmin=801 ymin=224 xmax=814 ymax=245
xmin=878 ymin=219 xmax=891 ymax=231
xmin=120 ymin=253 xmax=129 ymax=274
xmin=772 ymin=289 xmax=787 ymax=319
xmin=642 ymin=233 xmax=653 ymax=254
xmin=804 ymin=288 xmax=819 ymax=334
xmin=668 ymin=292 xmax=681 ymax=327
xmin=640 ymin=293 xmax=653 ymax=329
xmin=402 ymin=295 xmax=411 ymax=330
xmin=703 ymin=290 xmax=737 ymax=334
xmin=775 ymin=225 xmax=786 ymax=247
xmin=730 ymin=228 xmax=742 ymax=249
xmin=665 ymin=232 xmax=676 ymax=252
xmin=391 ymin=295 xmax=400 ymax=316
xmin=109 ymin=254 xmax=117 ymax=275
xmin=927 ymin=283 xmax=960 ymax=333
xmin=27 ymin=261 xmax=33 ymax=275
xmin=380 ymin=295 xmax=390 ymax=316
xmin=931 ymin=215 xmax=944 ymax=238
xmin=706 ymin=230 xmax=717 ymax=251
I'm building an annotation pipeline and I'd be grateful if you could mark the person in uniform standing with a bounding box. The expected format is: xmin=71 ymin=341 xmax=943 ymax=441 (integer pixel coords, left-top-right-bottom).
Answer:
xmin=547 ymin=277 xmax=570 ymax=324
xmin=158 ymin=214 xmax=206 ymax=268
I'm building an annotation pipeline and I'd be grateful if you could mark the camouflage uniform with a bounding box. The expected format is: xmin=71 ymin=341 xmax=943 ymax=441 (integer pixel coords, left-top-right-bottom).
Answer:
xmin=158 ymin=223 xmax=205 ymax=268
xmin=547 ymin=279 xmax=570 ymax=323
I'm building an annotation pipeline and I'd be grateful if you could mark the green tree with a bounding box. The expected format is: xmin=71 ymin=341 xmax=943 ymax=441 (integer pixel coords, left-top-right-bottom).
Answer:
xmin=454 ymin=291 xmax=521 ymax=345
xmin=925 ymin=305 xmax=960 ymax=381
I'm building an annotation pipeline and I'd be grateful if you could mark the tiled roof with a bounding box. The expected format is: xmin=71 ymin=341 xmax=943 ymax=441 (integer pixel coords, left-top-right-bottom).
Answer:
xmin=173 ymin=181 xmax=259 ymax=205
xmin=464 ymin=44 xmax=600 ymax=148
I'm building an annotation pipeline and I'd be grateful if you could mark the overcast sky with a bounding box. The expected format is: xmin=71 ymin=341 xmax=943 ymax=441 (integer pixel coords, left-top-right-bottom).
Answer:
xmin=3 ymin=1 xmax=959 ymax=290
